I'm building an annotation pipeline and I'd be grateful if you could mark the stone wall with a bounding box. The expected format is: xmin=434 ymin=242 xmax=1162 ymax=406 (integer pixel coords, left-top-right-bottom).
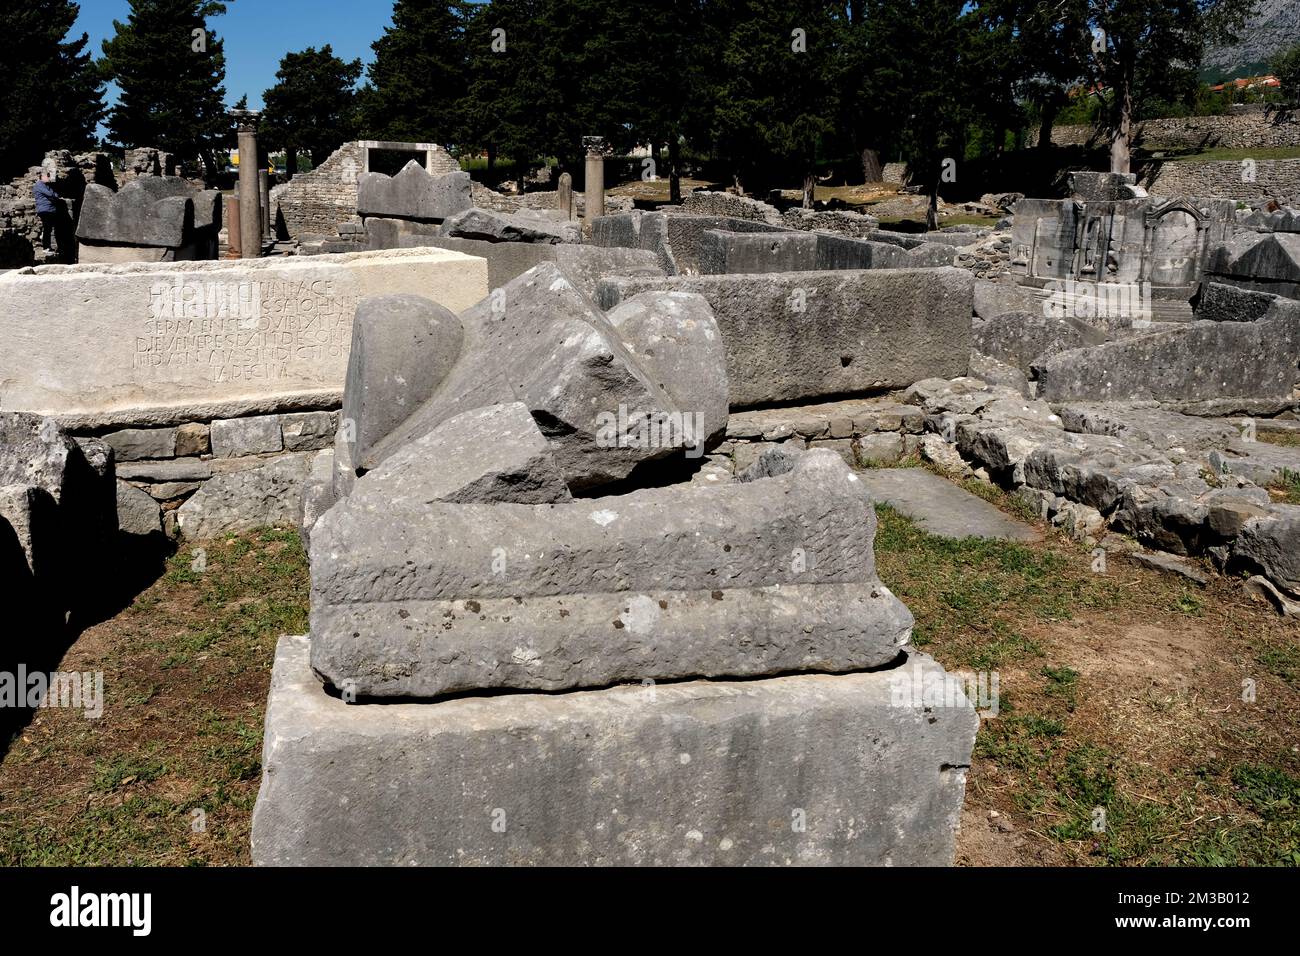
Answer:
xmin=1033 ymin=105 xmax=1300 ymax=150
xmin=680 ymin=190 xmax=784 ymax=223
xmin=270 ymin=142 xmax=367 ymax=238
xmin=1144 ymin=158 xmax=1300 ymax=202
xmin=0 ymin=150 xmax=109 ymax=267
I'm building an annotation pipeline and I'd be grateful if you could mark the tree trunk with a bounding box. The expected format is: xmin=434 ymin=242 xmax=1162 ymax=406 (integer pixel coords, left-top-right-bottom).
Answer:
xmin=802 ymin=170 xmax=815 ymax=209
xmin=285 ymin=146 xmax=297 ymax=181
xmin=926 ymin=181 xmax=939 ymax=231
xmin=669 ymin=137 xmax=682 ymax=204
xmin=487 ymin=143 xmax=496 ymax=173
xmin=860 ymin=146 xmax=882 ymax=183
xmin=1110 ymin=76 xmax=1134 ymax=174
xmin=1037 ymin=98 xmax=1058 ymax=151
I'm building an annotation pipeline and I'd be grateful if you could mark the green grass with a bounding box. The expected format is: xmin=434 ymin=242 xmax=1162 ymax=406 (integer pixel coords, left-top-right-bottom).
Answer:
xmin=1148 ymin=145 xmax=1300 ymax=164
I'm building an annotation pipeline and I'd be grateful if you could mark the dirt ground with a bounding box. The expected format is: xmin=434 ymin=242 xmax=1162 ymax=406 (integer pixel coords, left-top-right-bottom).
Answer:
xmin=1 ymin=491 xmax=1297 ymax=866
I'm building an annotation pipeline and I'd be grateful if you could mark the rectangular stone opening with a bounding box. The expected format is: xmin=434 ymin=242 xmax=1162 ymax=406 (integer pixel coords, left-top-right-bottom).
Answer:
xmin=367 ymin=148 xmax=427 ymax=177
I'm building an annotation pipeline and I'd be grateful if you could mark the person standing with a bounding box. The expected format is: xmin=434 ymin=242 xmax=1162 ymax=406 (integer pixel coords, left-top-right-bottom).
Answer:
xmin=34 ymin=170 xmax=59 ymax=252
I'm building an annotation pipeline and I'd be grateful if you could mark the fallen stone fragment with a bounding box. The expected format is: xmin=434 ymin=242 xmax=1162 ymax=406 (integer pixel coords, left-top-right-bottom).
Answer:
xmin=440 ymin=207 xmax=580 ymax=244
xmin=1242 ymin=575 xmax=1300 ymax=617
xmin=252 ymin=635 xmax=975 ymax=866
xmin=1127 ymin=550 xmax=1209 ymax=586
xmin=356 ymin=163 xmax=472 ymax=222
xmin=1231 ymin=506 xmax=1300 ymax=597
xmin=115 ymin=480 xmax=162 ymax=538
xmin=856 ymin=467 xmax=1040 ymax=542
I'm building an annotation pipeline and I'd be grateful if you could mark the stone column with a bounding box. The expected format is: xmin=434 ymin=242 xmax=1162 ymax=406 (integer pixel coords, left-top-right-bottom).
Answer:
xmin=583 ymin=137 xmax=606 ymax=226
xmin=232 ymin=110 xmax=263 ymax=258
xmin=259 ymin=167 xmax=272 ymax=240
xmin=226 ymin=195 xmax=241 ymax=257
xmin=557 ymin=172 xmax=574 ymax=221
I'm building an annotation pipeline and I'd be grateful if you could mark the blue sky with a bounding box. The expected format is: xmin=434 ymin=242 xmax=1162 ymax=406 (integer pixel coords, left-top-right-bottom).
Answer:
xmin=73 ymin=0 xmax=396 ymax=111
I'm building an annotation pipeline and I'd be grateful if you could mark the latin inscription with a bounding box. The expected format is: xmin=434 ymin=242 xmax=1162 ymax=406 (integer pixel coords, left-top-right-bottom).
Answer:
xmin=136 ymin=278 xmax=355 ymax=382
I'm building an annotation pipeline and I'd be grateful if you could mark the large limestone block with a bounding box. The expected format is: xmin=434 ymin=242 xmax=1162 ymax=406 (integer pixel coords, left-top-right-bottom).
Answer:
xmin=360 ymin=264 xmax=720 ymax=490
xmin=596 ymin=268 xmax=974 ymax=407
xmin=0 ymin=248 xmax=488 ymax=427
xmin=972 ymin=310 xmax=1109 ymax=375
xmin=252 ymin=635 xmax=975 ymax=866
xmin=356 ymin=163 xmax=472 ymax=222
xmin=76 ymin=177 xmax=192 ymax=247
xmin=349 ymin=402 xmax=572 ymax=508
xmin=606 ymin=291 xmax=730 ymax=446
xmin=341 ymin=294 xmax=465 ymax=470
xmin=1035 ymin=311 xmax=1300 ymax=403
xmin=176 ymin=453 xmax=311 ymax=538
xmin=310 ymin=450 xmax=913 ymax=697
xmin=1232 ymin=506 xmax=1300 ymax=597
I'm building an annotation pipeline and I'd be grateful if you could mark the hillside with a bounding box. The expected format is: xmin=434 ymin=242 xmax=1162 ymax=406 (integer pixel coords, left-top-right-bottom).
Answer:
xmin=1203 ymin=0 xmax=1300 ymax=81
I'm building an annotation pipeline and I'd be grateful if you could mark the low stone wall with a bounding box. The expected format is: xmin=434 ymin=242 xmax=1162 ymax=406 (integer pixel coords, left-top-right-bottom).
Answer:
xmin=1034 ymin=106 xmax=1300 ymax=150
xmin=1144 ymin=158 xmax=1300 ymax=201
xmin=680 ymin=190 xmax=784 ymax=223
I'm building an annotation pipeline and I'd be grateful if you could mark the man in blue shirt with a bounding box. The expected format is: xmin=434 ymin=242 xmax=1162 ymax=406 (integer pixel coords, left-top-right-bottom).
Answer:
xmin=33 ymin=170 xmax=59 ymax=252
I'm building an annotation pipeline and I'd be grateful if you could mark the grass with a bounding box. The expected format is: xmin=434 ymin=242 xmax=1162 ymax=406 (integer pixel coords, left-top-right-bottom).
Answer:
xmin=1258 ymin=430 xmax=1300 ymax=448
xmin=872 ymin=495 xmax=1300 ymax=867
xmin=1147 ymin=145 xmax=1300 ymax=164
xmin=0 ymin=528 xmax=307 ymax=866
xmin=1269 ymin=469 xmax=1300 ymax=505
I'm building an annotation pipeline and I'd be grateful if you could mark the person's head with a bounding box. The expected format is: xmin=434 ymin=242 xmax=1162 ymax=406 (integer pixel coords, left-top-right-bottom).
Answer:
xmin=38 ymin=170 xmax=50 ymax=183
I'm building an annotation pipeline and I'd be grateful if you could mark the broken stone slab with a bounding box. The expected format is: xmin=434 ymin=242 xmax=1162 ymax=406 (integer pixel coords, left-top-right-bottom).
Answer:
xmin=76 ymin=177 xmax=195 ymax=247
xmin=440 ymin=207 xmax=580 ymax=244
xmin=1242 ymin=575 xmax=1300 ymax=617
xmin=0 ymin=485 xmax=45 ymax=576
xmin=596 ymin=268 xmax=974 ymax=407
xmin=115 ymin=458 xmax=212 ymax=482
xmin=0 ymin=248 xmax=488 ymax=423
xmin=115 ymin=480 xmax=162 ymax=537
xmin=1127 ymin=550 xmax=1209 ymax=586
xmin=355 ymin=163 xmax=472 ymax=222
xmin=347 ymin=403 xmax=572 ymax=511
xmin=1034 ymin=311 xmax=1300 ymax=403
xmin=309 ymin=450 xmax=912 ymax=698
xmin=605 ymin=291 xmax=730 ymax=447
xmin=340 ymin=294 xmax=465 ymax=472
xmin=298 ymin=449 xmax=336 ymax=549
xmin=176 ymin=453 xmax=310 ymax=538
xmin=973 ymin=279 xmax=1038 ymax=319
xmin=210 ymin=416 xmax=283 ymax=458
xmin=101 ymin=426 xmax=178 ymax=461
xmin=1056 ymin=404 xmax=1242 ymax=459
xmin=1205 ymin=231 xmax=1300 ymax=299
xmin=252 ymin=635 xmax=975 ymax=865
xmin=1208 ymin=441 xmax=1300 ymax=487
xmin=359 ymin=264 xmax=723 ymax=492
xmin=972 ymin=310 xmax=1110 ymax=376
xmin=857 ymin=467 xmax=1040 ymax=542
xmin=969 ymin=351 xmax=1031 ymax=398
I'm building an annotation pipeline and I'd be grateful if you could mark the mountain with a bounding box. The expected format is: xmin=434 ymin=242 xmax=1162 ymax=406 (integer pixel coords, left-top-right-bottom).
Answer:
xmin=1202 ymin=0 xmax=1300 ymax=81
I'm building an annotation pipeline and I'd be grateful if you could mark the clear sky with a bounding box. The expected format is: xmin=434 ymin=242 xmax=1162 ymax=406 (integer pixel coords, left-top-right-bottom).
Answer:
xmin=73 ymin=0 xmax=396 ymax=111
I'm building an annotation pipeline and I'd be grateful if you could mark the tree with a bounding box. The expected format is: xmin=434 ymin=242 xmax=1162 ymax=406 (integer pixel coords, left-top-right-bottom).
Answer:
xmin=100 ymin=0 xmax=230 ymax=178
xmin=263 ymin=46 xmax=362 ymax=178
xmin=709 ymin=0 xmax=844 ymax=206
xmin=1073 ymin=0 xmax=1255 ymax=173
xmin=360 ymin=0 xmax=469 ymax=144
xmin=862 ymin=0 xmax=975 ymax=227
xmin=0 ymin=0 xmax=105 ymax=178
xmin=1273 ymin=43 xmax=1300 ymax=107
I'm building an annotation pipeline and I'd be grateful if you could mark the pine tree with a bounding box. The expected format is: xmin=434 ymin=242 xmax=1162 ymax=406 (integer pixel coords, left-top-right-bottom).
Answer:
xmin=263 ymin=46 xmax=362 ymax=177
xmin=99 ymin=0 xmax=230 ymax=177
xmin=360 ymin=0 xmax=470 ymax=144
xmin=0 ymin=0 xmax=105 ymax=178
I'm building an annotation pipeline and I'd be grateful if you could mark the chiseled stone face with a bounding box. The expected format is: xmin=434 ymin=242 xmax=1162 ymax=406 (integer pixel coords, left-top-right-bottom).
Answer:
xmin=0 ymin=248 xmax=488 ymax=427
xmin=252 ymin=636 xmax=976 ymax=866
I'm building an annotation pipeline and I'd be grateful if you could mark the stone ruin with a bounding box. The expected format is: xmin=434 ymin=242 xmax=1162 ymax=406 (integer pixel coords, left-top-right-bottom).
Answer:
xmin=4 ymin=137 xmax=1300 ymax=865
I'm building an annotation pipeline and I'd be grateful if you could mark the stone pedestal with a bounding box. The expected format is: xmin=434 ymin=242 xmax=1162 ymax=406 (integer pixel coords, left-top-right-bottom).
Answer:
xmin=251 ymin=636 xmax=976 ymax=866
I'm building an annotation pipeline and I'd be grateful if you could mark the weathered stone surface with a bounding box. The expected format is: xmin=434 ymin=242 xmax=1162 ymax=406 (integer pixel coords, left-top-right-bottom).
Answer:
xmin=973 ymin=279 xmax=1037 ymax=319
xmin=348 ymin=403 xmax=572 ymax=510
xmin=1056 ymin=404 xmax=1241 ymax=457
xmin=697 ymin=229 xmax=956 ymax=275
xmin=211 ymin=415 xmax=283 ymax=458
xmin=968 ymin=351 xmax=1031 ymax=397
xmin=592 ymin=210 xmax=788 ymax=275
xmin=1232 ymin=506 xmax=1300 ymax=597
xmin=1035 ymin=312 xmax=1300 ymax=403
xmin=76 ymin=177 xmax=193 ymax=247
xmin=0 ymin=412 xmax=79 ymax=503
xmin=1209 ymin=440 xmax=1300 ymax=486
xmin=606 ymin=291 xmax=730 ymax=446
xmin=299 ymin=449 xmax=336 ymax=548
xmin=116 ymin=458 xmax=212 ymax=482
xmin=280 ymin=411 xmax=334 ymax=452
xmin=115 ymin=480 xmax=162 ymax=537
xmin=596 ymin=268 xmax=974 ymax=407
xmin=1205 ymin=231 xmax=1300 ymax=299
xmin=1195 ymin=281 xmax=1282 ymax=322
xmin=341 ymin=293 xmax=465 ymax=473
xmin=362 ymin=264 xmax=712 ymax=491
xmin=176 ymin=453 xmax=310 ymax=538
xmin=0 ymin=484 xmax=44 ymax=575
xmin=0 ymin=248 xmax=488 ymax=424
xmin=101 ymin=426 xmax=177 ymax=461
xmin=252 ymin=635 xmax=975 ymax=866
xmin=440 ymin=207 xmax=580 ymax=244
xmin=356 ymin=164 xmax=472 ymax=222
xmin=858 ymin=467 xmax=1041 ymax=541
xmin=1127 ymin=550 xmax=1209 ymax=585
xmin=972 ymin=311 xmax=1110 ymax=375
xmin=310 ymin=450 xmax=912 ymax=697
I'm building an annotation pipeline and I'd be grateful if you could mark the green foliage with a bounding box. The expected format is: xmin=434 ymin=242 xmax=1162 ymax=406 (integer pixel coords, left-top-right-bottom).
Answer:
xmin=99 ymin=0 xmax=230 ymax=175
xmin=0 ymin=0 xmax=105 ymax=178
xmin=1273 ymin=44 xmax=1300 ymax=105
xmin=262 ymin=45 xmax=362 ymax=168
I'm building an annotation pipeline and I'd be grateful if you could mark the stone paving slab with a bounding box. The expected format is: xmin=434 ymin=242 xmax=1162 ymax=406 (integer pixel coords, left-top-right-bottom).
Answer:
xmin=859 ymin=467 xmax=1041 ymax=542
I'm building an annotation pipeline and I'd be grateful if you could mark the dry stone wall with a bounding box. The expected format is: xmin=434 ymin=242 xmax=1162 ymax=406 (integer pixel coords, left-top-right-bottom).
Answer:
xmin=1034 ymin=106 xmax=1300 ymax=150
xmin=1145 ymin=158 xmax=1300 ymax=202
